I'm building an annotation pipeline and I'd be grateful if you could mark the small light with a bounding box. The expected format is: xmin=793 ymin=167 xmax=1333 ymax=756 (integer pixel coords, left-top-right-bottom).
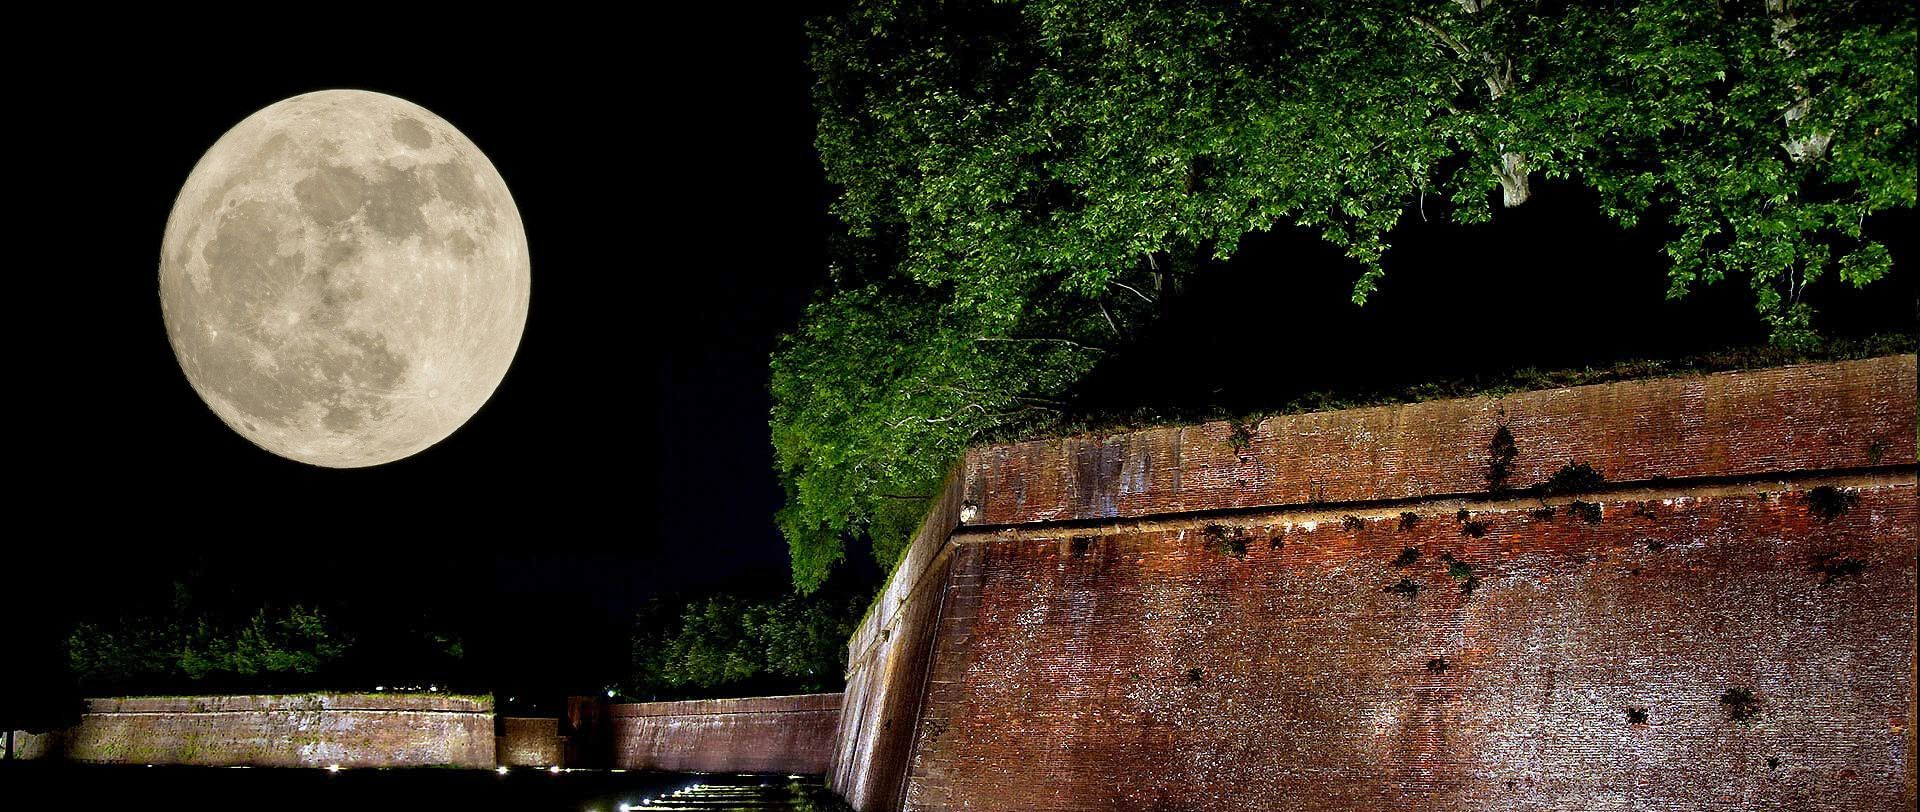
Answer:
xmin=618 ymin=804 xmax=632 ymax=812
xmin=549 ymin=765 xmax=562 ymax=774
xmin=610 ymin=768 xmax=626 ymax=773
xmin=496 ymin=766 xmax=509 ymax=775
xmin=326 ymin=764 xmax=341 ymax=773
xmin=606 ymin=690 xmax=616 ymax=698
xmin=374 ymin=686 xmax=384 ymax=691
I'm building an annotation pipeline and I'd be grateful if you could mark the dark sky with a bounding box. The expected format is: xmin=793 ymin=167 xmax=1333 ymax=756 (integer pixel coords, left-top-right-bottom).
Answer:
xmin=14 ymin=14 xmax=1914 ymax=703
xmin=16 ymin=15 xmax=845 ymax=701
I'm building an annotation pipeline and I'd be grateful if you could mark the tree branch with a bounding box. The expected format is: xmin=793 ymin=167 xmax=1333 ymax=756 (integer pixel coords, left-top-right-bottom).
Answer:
xmin=1110 ymin=280 xmax=1157 ymax=304
xmin=1408 ymin=12 xmax=1529 ymax=205
xmin=1409 ymin=14 xmax=1476 ymax=64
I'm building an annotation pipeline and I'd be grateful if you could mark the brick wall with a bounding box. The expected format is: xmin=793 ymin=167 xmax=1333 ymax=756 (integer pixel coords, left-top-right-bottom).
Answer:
xmin=831 ymin=470 xmax=967 ymax=810
xmin=610 ymin=693 xmax=841 ymax=774
xmin=35 ymin=693 xmax=494 ymax=768
xmin=499 ymin=716 xmax=564 ymax=767
xmin=836 ymin=356 xmax=1918 ymax=811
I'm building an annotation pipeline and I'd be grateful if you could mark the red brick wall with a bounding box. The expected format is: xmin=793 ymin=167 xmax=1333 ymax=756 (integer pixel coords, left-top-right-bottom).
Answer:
xmin=611 ymin=693 xmax=841 ymax=774
xmin=959 ymin=358 xmax=1915 ymax=527
xmin=50 ymin=693 xmax=494 ymax=768
xmin=499 ymin=716 xmax=563 ymax=767
xmin=835 ymin=355 xmax=1918 ymax=811
xmin=832 ymin=470 xmax=968 ymax=810
xmin=911 ymin=485 xmax=1914 ymax=810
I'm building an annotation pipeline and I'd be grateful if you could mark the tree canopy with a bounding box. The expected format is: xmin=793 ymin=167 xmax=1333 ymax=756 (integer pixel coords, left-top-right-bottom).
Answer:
xmin=774 ymin=0 xmax=1916 ymax=591
xmin=63 ymin=579 xmax=466 ymax=695
xmin=66 ymin=585 xmax=349 ymax=694
xmin=625 ymin=589 xmax=866 ymax=700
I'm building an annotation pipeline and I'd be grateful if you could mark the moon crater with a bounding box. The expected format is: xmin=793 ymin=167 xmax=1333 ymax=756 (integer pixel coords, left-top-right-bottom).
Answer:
xmin=160 ymin=90 xmax=529 ymax=467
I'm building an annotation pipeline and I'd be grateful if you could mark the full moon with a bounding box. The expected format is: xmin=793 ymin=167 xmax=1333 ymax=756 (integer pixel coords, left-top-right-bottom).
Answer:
xmin=159 ymin=90 xmax=529 ymax=467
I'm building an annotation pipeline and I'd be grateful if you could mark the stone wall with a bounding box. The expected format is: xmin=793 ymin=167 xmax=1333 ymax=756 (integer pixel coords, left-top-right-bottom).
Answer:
xmin=611 ymin=693 xmax=842 ymax=774
xmin=831 ymin=470 xmax=967 ymax=810
xmin=499 ymin=716 xmax=564 ymax=767
xmin=4 ymin=729 xmax=61 ymax=760
xmin=31 ymin=693 xmax=494 ymax=768
xmin=833 ymin=356 xmax=1919 ymax=810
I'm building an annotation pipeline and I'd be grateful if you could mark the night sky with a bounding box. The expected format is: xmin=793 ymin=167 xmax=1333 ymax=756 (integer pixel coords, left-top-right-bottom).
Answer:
xmin=14 ymin=13 xmax=1914 ymax=705
xmin=17 ymin=15 xmax=843 ymax=702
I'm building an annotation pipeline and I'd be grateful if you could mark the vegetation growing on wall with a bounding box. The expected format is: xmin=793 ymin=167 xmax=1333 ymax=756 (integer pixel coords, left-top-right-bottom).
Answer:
xmin=776 ymin=0 xmax=1915 ymax=590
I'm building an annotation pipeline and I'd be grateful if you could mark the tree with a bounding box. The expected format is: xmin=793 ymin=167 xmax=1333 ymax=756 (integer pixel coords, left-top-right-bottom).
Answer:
xmin=773 ymin=0 xmax=1916 ymax=590
xmin=626 ymin=589 xmax=866 ymax=699
xmin=66 ymin=582 xmax=352 ymax=694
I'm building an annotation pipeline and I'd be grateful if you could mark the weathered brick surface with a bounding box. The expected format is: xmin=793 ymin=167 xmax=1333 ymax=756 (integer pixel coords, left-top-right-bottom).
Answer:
xmin=906 ymin=486 xmax=1916 ymax=811
xmin=830 ymin=356 xmax=1918 ymax=811
xmin=500 ymin=716 xmax=563 ymax=767
xmin=49 ymin=693 xmax=494 ymax=768
xmin=962 ymin=357 xmax=1916 ymax=527
xmin=611 ymin=693 xmax=841 ymax=774
xmin=832 ymin=471 xmax=969 ymax=809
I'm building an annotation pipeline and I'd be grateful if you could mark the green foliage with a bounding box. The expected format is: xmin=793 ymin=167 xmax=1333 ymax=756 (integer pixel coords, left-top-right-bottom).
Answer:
xmin=777 ymin=0 xmax=1917 ymax=590
xmin=1201 ymin=524 xmax=1249 ymax=558
xmin=627 ymin=589 xmax=867 ymax=700
xmin=67 ymin=589 xmax=350 ymax=692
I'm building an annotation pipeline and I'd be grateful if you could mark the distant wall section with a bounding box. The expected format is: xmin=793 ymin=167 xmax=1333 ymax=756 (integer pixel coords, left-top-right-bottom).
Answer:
xmin=499 ymin=716 xmax=565 ymax=767
xmin=35 ymin=693 xmax=494 ymax=768
xmin=610 ymin=693 xmax=841 ymax=774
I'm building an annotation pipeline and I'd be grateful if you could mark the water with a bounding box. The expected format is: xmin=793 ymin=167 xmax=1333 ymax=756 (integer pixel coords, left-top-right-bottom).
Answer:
xmin=0 ymin=763 xmax=848 ymax=812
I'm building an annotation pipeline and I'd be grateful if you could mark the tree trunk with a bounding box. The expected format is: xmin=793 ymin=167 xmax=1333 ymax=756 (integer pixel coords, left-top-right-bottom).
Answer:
xmin=5 ymin=729 xmax=14 ymax=761
xmin=1769 ymin=0 xmax=1830 ymax=162
xmin=1410 ymin=5 xmax=1532 ymax=206
xmin=1496 ymin=151 xmax=1530 ymax=207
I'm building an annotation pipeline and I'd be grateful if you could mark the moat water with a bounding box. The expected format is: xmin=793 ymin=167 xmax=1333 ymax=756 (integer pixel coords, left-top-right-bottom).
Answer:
xmin=0 ymin=764 xmax=847 ymax=811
